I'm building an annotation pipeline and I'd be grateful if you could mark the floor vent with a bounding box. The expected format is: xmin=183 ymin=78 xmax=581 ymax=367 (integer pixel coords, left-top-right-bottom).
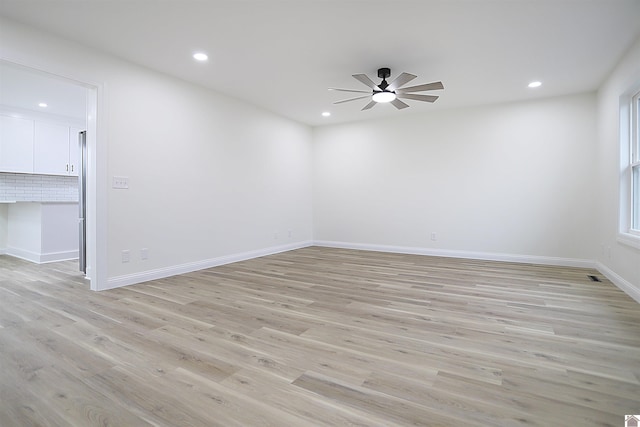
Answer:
xmin=588 ymin=275 xmax=602 ymax=282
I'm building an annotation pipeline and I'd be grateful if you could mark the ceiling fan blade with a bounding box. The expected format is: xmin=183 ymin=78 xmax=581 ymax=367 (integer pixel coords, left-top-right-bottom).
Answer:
xmin=353 ymin=74 xmax=380 ymax=90
xmin=362 ymin=100 xmax=377 ymax=110
xmin=397 ymin=93 xmax=439 ymax=103
xmin=391 ymin=98 xmax=410 ymax=110
xmin=334 ymin=95 xmax=371 ymax=105
xmin=396 ymin=81 xmax=444 ymax=93
xmin=328 ymin=88 xmax=371 ymax=94
xmin=387 ymin=72 xmax=417 ymax=91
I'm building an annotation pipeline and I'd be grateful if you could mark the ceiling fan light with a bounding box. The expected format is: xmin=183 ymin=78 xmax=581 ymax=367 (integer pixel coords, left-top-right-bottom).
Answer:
xmin=372 ymin=91 xmax=396 ymax=103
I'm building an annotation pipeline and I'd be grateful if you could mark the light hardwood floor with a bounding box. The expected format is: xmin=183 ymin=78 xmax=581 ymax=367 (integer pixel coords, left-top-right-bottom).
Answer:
xmin=1 ymin=247 xmax=639 ymax=426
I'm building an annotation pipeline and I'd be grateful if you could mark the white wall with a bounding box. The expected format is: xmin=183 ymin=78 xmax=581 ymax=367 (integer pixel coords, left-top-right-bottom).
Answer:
xmin=596 ymin=35 xmax=640 ymax=296
xmin=314 ymin=93 xmax=597 ymax=265
xmin=105 ymin=65 xmax=313 ymax=283
xmin=0 ymin=18 xmax=314 ymax=289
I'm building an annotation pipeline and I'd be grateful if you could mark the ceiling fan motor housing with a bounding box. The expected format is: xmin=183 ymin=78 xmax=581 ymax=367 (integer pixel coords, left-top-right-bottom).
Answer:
xmin=377 ymin=67 xmax=391 ymax=79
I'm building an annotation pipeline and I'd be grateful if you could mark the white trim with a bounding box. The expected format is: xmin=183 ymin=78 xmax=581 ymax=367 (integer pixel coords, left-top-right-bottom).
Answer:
xmin=5 ymin=247 xmax=78 ymax=264
xmin=40 ymin=250 xmax=79 ymax=264
xmin=88 ymin=83 xmax=105 ymax=291
xmin=313 ymin=240 xmax=596 ymax=268
xmin=62 ymin=239 xmax=640 ymax=306
xmin=4 ymin=247 xmax=39 ymax=263
xmin=619 ymin=82 xmax=640 ymax=242
xmin=617 ymin=232 xmax=640 ymax=250
xmin=104 ymin=241 xmax=313 ymax=291
xmin=596 ymin=261 xmax=640 ymax=304
xmin=315 ymin=241 xmax=640 ymax=304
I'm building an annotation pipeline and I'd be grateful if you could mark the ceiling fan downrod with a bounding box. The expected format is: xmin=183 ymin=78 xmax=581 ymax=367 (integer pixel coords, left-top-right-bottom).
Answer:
xmin=377 ymin=67 xmax=391 ymax=90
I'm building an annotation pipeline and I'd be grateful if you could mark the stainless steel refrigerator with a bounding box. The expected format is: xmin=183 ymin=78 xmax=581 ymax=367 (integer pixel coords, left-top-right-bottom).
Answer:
xmin=78 ymin=130 xmax=87 ymax=274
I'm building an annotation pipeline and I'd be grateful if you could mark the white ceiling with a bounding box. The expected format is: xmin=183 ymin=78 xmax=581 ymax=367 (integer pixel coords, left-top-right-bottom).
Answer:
xmin=1 ymin=0 xmax=639 ymax=127
xmin=0 ymin=61 xmax=87 ymax=120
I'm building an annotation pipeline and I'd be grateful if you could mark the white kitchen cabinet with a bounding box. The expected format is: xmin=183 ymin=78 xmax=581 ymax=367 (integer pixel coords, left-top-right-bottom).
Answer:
xmin=6 ymin=202 xmax=79 ymax=263
xmin=68 ymin=127 xmax=81 ymax=176
xmin=34 ymin=122 xmax=79 ymax=176
xmin=0 ymin=115 xmax=35 ymax=173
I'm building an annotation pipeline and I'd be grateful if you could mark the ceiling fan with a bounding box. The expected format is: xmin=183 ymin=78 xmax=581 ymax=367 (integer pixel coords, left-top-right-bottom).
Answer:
xmin=330 ymin=67 xmax=444 ymax=110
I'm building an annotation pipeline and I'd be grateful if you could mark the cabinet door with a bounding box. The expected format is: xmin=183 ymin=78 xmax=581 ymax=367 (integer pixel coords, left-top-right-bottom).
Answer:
xmin=0 ymin=115 xmax=35 ymax=173
xmin=34 ymin=122 xmax=70 ymax=175
xmin=68 ymin=128 xmax=81 ymax=177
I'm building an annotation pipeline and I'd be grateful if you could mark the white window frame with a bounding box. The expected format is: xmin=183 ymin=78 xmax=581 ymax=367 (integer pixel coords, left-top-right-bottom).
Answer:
xmin=619 ymin=82 xmax=640 ymax=249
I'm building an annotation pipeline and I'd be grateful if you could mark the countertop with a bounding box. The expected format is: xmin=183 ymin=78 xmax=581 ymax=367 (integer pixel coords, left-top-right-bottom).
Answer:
xmin=0 ymin=201 xmax=79 ymax=204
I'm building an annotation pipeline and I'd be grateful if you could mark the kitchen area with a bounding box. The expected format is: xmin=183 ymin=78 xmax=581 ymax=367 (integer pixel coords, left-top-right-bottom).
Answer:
xmin=0 ymin=61 xmax=87 ymax=266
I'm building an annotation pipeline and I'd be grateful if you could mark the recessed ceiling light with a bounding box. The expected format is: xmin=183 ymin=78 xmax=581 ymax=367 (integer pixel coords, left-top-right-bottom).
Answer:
xmin=528 ymin=81 xmax=542 ymax=88
xmin=38 ymin=102 xmax=48 ymax=108
xmin=193 ymin=52 xmax=208 ymax=61
xmin=322 ymin=112 xmax=331 ymax=117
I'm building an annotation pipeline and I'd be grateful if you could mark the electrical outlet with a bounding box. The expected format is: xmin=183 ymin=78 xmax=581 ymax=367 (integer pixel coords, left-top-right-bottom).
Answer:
xmin=122 ymin=250 xmax=130 ymax=263
xmin=431 ymin=232 xmax=437 ymax=241
xmin=140 ymin=248 xmax=149 ymax=260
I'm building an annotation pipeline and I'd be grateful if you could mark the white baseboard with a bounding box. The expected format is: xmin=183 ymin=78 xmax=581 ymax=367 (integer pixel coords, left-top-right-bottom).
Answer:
xmin=103 ymin=241 xmax=313 ymax=291
xmin=40 ymin=250 xmax=78 ymax=263
xmin=313 ymin=240 xmax=595 ymax=269
xmin=596 ymin=262 xmax=640 ymax=304
xmin=5 ymin=246 xmax=78 ymax=264
xmin=100 ymin=239 xmax=639 ymax=306
xmin=5 ymin=247 xmax=39 ymax=263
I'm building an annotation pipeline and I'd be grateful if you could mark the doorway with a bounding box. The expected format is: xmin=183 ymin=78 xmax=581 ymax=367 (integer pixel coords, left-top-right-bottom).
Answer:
xmin=0 ymin=60 xmax=101 ymax=290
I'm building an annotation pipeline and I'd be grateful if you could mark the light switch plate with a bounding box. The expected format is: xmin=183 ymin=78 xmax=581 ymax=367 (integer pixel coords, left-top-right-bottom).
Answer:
xmin=113 ymin=176 xmax=129 ymax=189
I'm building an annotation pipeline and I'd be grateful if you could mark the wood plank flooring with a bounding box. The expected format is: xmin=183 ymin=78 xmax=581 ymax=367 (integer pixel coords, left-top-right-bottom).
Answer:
xmin=1 ymin=247 xmax=639 ymax=426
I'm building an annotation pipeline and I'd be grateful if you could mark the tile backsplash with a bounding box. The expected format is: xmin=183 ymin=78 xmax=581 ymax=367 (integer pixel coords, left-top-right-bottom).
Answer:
xmin=0 ymin=173 xmax=79 ymax=202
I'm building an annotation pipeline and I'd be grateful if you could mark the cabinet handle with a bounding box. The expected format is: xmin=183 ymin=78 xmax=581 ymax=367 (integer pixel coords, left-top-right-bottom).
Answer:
xmin=71 ymin=165 xmax=74 ymax=172
xmin=66 ymin=164 xmax=69 ymax=172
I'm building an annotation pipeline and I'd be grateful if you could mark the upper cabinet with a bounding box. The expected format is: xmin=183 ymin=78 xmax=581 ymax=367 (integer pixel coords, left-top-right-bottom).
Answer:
xmin=1 ymin=62 xmax=87 ymax=176
xmin=34 ymin=122 xmax=80 ymax=176
xmin=68 ymin=128 xmax=81 ymax=177
xmin=0 ymin=115 xmax=35 ymax=173
xmin=0 ymin=115 xmax=82 ymax=176
xmin=34 ymin=122 xmax=69 ymax=175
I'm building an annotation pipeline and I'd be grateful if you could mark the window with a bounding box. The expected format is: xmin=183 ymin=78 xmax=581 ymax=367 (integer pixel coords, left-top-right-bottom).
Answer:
xmin=632 ymin=90 xmax=640 ymax=231
xmin=620 ymin=84 xmax=640 ymax=248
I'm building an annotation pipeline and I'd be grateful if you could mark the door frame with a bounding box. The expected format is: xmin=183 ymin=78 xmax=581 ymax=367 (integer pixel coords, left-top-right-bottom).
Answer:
xmin=0 ymin=59 xmax=106 ymax=290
